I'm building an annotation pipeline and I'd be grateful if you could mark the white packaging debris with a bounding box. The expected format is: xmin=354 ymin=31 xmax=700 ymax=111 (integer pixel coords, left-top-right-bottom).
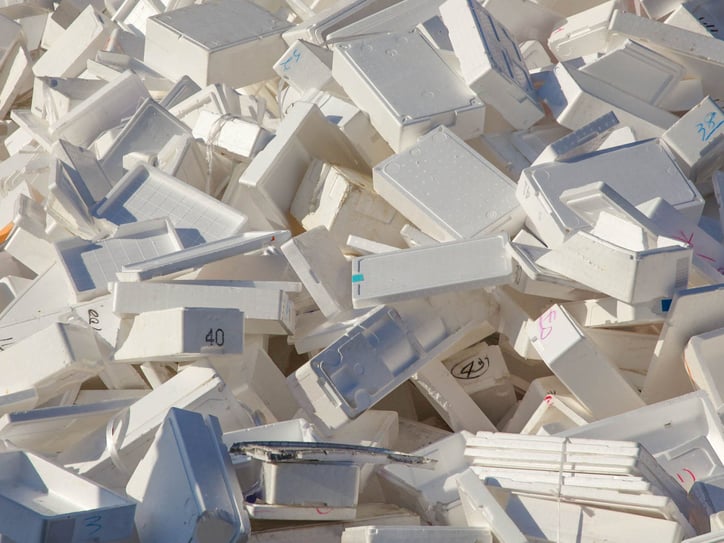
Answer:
xmin=331 ymin=29 xmax=485 ymax=153
xmin=144 ymin=0 xmax=292 ymax=88
xmin=0 ymin=446 xmax=136 ymax=543
xmin=126 ymin=407 xmax=250 ymax=543
xmin=7 ymin=1 xmax=724 ymax=541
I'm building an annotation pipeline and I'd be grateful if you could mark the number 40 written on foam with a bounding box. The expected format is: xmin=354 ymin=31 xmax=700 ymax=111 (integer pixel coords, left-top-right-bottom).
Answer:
xmin=205 ymin=328 xmax=225 ymax=346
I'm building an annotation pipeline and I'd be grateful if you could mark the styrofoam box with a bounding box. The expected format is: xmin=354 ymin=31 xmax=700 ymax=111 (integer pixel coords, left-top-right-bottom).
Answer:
xmin=193 ymin=109 xmax=272 ymax=162
xmin=373 ymin=126 xmax=524 ymax=242
xmin=581 ymin=40 xmax=684 ymax=107
xmin=94 ymin=164 xmax=248 ymax=249
xmin=342 ymin=525 xmax=492 ymax=543
xmin=281 ymin=225 xmax=353 ymax=319
xmin=58 ymin=364 xmax=256 ymax=490
xmin=0 ymin=449 xmax=136 ymax=543
xmin=534 ymin=226 xmax=692 ymax=305
xmin=608 ymin=10 xmax=724 ymax=100
xmin=262 ymin=462 xmax=361 ymax=508
xmin=662 ymin=96 xmax=724 ymax=180
xmin=49 ymin=70 xmax=151 ymax=149
xmin=222 ymin=101 xmax=367 ymax=230
xmin=411 ymin=359 xmax=498 ymax=433
xmin=642 ymin=283 xmax=724 ymax=403
xmin=351 ymin=234 xmax=513 ymax=308
xmin=112 ymin=307 xmax=244 ymax=363
xmin=684 ymin=328 xmax=724 ymax=415
xmin=126 ymin=408 xmax=249 ymax=543
xmin=290 ymin=160 xmax=406 ymax=250
xmin=538 ymin=60 xmax=679 ymax=141
xmin=288 ymin=306 xmax=429 ymax=432
xmin=32 ymin=5 xmax=112 ymax=79
xmin=111 ymin=281 xmax=295 ymax=335
xmin=439 ymin=0 xmax=544 ymax=130
xmin=325 ymin=0 xmax=447 ymax=44
xmin=516 ymin=139 xmax=704 ymax=247
xmin=0 ymin=321 xmax=103 ymax=409
xmin=273 ymin=39 xmax=341 ymax=94
xmin=0 ymin=397 xmax=138 ymax=456
xmin=561 ymin=391 xmax=724 ymax=492
xmin=99 ymin=97 xmax=191 ymax=183
xmin=332 ymin=29 xmax=485 ymax=153
xmin=442 ymin=342 xmax=516 ymax=425
xmin=379 ymin=432 xmax=470 ymax=526
xmin=528 ymin=304 xmax=645 ymax=420
xmin=144 ymin=0 xmax=292 ymax=88
xmin=548 ymin=1 xmax=620 ymax=61
xmin=281 ymin=0 xmax=402 ymax=45
xmin=55 ymin=218 xmax=184 ymax=302
xmin=561 ymin=296 xmax=667 ymax=328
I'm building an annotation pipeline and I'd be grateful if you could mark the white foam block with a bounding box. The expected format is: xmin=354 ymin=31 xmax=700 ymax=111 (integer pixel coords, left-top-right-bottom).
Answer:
xmin=0 ymin=397 xmax=137 ymax=456
xmin=290 ymin=161 xmax=406 ymax=250
xmin=58 ymin=364 xmax=255 ymax=490
xmin=111 ymin=281 xmax=294 ymax=335
xmin=55 ymin=218 xmax=184 ymax=302
xmin=281 ymin=226 xmax=353 ymax=319
xmin=126 ymin=408 xmax=249 ymax=543
xmin=94 ymin=164 xmax=248 ymax=249
xmin=48 ymin=69 xmax=150 ymax=148
xmin=538 ymin=61 xmax=679 ymax=140
xmin=373 ymin=126 xmax=524 ymax=242
xmin=332 ymin=29 xmax=485 ymax=152
xmin=351 ymin=234 xmax=513 ymax=308
xmin=32 ymin=5 xmax=112 ymax=78
xmin=685 ymin=328 xmax=724 ymax=415
xmin=548 ymin=0 xmax=620 ymax=61
xmin=117 ymin=230 xmax=290 ymax=282
xmin=342 ymin=525 xmax=491 ymax=543
xmin=223 ymin=101 xmax=367 ymax=229
xmin=113 ymin=307 xmax=244 ymax=363
xmin=411 ymin=359 xmax=497 ymax=433
xmin=0 ymin=450 xmax=136 ymax=543
xmin=0 ymin=321 xmax=102 ymax=409
xmin=608 ymin=9 xmax=724 ymax=100
xmin=456 ymin=469 xmax=528 ymax=543
xmin=516 ymin=139 xmax=704 ymax=247
xmin=439 ymin=0 xmax=544 ymax=130
xmin=144 ymin=0 xmax=291 ymax=88
xmin=581 ymin=40 xmax=685 ymax=107
xmin=662 ymin=96 xmax=724 ymax=181
xmin=528 ymin=304 xmax=645 ymax=419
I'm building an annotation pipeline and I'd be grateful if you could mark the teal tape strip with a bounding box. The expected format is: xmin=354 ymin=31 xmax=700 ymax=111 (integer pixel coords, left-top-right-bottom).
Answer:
xmin=351 ymin=273 xmax=365 ymax=283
